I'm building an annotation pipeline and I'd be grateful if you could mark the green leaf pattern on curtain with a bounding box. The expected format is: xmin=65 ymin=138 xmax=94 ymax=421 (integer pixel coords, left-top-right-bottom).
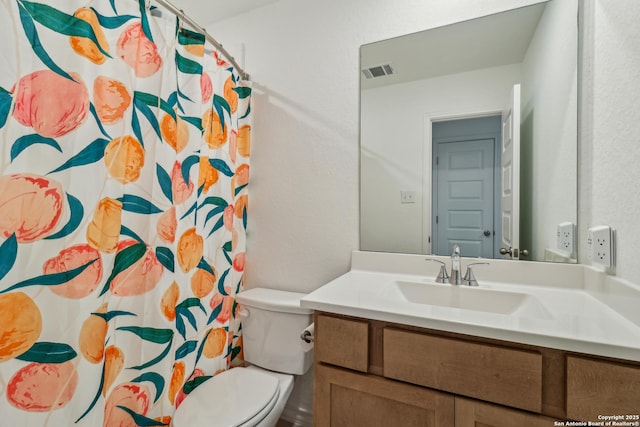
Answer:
xmin=0 ymin=0 xmax=251 ymax=425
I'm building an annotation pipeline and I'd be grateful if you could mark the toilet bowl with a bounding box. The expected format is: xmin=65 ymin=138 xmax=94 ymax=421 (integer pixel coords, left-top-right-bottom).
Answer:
xmin=172 ymin=288 xmax=313 ymax=427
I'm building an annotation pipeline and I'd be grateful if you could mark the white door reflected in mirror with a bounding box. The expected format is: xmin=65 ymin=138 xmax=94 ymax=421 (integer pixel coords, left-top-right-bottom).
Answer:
xmin=500 ymin=84 xmax=521 ymax=260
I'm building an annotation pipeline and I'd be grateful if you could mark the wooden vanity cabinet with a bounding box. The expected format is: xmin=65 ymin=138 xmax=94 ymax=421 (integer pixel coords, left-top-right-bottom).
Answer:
xmin=314 ymin=314 xmax=454 ymax=426
xmin=313 ymin=312 xmax=640 ymax=426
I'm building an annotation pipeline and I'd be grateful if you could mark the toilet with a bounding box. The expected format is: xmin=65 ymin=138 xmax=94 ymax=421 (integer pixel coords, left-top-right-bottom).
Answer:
xmin=172 ymin=288 xmax=314 ymax=427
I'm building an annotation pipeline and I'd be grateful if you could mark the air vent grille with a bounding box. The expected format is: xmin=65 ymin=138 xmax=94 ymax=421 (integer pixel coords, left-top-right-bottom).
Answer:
xmin=361 ymin=64 xmax=394 ymax=79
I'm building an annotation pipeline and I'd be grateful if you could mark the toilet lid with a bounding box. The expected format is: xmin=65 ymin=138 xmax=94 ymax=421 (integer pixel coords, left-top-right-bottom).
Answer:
xmin=172 ymin=368 xmax=279 ymax=427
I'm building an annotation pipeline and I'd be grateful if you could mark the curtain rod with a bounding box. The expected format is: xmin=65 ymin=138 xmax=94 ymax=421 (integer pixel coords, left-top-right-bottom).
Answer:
xmin=152 ymin=0 xmax=250 ymax=80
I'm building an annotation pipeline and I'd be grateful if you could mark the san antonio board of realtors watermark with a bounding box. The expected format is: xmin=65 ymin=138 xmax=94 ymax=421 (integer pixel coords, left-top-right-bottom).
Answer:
xmin=554 ymin=414 xmax=640 ymax=426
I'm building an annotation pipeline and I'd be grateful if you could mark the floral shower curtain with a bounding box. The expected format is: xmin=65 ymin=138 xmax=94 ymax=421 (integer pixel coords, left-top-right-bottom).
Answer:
xmin=0 ymin=0 xmax=251 ymax=425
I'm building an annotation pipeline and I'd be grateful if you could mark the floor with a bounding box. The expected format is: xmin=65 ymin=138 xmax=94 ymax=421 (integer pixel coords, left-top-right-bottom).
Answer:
xmin=276 ymin=420 xmax=294 ymax=427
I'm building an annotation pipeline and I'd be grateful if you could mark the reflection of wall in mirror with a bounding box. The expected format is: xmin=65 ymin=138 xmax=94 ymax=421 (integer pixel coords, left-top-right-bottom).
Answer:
xmin=520 ymin=0 xmax=578 ymax=262
xmin=360 ymin=0 xmax=577 ymax=261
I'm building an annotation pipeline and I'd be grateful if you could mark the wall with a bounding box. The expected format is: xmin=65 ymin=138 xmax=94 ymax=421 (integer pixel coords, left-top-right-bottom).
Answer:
xmin=579 ymin=0 xmax=640 ymax=280
xmin=206 ymin=0 xmax=542 ymax=294
xmin=205 ymin=0 xmax=640 ymax=287
xmin=360 ymin=64 xmax=522 ymax=254
xmin=520 ymin=0 xmax=578 ymax=261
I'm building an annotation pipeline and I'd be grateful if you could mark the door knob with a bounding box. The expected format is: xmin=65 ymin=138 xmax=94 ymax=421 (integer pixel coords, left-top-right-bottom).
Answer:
xmin=499 ymin=247 xmax=529 ymax=258
xmin=483 ymin=230 xmax=491 ymax=237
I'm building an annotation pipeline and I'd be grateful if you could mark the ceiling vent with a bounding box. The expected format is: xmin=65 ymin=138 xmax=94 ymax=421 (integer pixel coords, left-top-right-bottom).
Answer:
xmin=361 ymin=64 xmax=394 ymax=79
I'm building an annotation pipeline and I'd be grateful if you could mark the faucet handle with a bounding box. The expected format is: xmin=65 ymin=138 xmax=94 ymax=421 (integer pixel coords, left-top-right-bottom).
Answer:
xmin=463 ymin=262 xmax=490 ymax=287
xmin=425 ymin=259 xmax=450 ymax=283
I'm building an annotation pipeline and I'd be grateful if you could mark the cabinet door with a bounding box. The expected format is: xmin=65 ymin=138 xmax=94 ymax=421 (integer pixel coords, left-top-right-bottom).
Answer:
xmin=566 ymin=356 xmax=640 ymax=420
xmin=315 ymin=364 xmax=454 ymax=427
xmin=455 ymin=397 xmax=559 ymax=427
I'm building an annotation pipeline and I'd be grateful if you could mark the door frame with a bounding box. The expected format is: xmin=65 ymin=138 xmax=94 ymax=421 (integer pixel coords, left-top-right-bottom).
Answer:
xmin=423 ymin=109 xmax=503 ymax=256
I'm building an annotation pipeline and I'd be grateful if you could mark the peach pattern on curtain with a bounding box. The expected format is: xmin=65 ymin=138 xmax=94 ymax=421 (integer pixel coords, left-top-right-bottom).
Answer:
xmin=0 ymin=0 xmax=251 ymax=425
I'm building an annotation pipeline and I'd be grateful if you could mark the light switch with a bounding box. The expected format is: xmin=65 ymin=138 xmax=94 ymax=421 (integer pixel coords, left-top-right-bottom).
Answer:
xmin=400 ymin=190 xmax=416 ymax=204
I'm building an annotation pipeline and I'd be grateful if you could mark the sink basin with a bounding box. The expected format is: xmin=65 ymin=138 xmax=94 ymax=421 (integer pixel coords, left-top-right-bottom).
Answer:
xmin=388 ymin=280 xmax=530 ymax=315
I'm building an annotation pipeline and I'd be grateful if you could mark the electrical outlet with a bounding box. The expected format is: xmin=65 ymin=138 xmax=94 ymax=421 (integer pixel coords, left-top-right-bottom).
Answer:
xmin=587 ymin=225 xmax=615 ymax=268
xmin=556 ymin=222 xmax=575 ymax=255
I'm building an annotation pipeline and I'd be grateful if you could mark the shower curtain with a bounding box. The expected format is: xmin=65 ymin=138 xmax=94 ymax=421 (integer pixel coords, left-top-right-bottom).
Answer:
xmin=0 ymin=0 xmax=251 ymax=425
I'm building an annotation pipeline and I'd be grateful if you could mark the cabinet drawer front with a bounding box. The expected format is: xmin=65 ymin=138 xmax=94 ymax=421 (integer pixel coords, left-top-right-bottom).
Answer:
xmin=383 ymin=328 xmax=543 ymax=412
xmin=316 ymin=314 xmax=369 ymax=372
xmin=567 ymin=356 xmax=640 ymax=420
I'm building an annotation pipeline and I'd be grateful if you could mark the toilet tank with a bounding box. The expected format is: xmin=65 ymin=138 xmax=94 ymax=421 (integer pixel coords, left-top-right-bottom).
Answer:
xmin=236 ymin=288 xmax=313 ymax=375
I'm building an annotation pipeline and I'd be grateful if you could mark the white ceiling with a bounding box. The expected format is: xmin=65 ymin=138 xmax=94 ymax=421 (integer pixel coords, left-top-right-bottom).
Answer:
xmin=167 ymin=0 xmax=277 ymax=24
xmin=360 ymin=3 xmax=546 ymax=90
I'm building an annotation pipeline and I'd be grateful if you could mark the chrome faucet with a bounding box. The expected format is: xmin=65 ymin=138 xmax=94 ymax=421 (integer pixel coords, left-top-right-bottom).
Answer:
xmin=450 ymin=244 xmax=462 ymax=285
xmin=427 ymin=246 xmax=490 ymax=286
xmin=425 ymin=259 xmax=449 ymax=283
xmin=463 ymin=262 xmax=490 ymax=286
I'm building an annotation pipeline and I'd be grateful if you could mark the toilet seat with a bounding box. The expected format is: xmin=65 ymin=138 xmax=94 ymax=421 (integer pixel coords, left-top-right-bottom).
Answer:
xmin=172 ymin=367 xmax=280 ymax=427
xmin=238 ymin=383 xmax=279 ymax=427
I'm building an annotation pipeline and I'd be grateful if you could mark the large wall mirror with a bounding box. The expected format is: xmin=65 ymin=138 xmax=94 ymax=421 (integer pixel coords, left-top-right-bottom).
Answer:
xmin=360 ymin=0 xmax=578 ymax=262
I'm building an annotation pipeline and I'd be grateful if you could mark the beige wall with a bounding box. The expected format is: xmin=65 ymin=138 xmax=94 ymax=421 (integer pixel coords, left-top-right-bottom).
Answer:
xmin=578 ymin=0 xmax=640 ymax=279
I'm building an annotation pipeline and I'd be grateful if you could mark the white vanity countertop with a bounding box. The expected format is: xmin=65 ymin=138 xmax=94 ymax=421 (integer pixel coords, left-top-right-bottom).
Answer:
xmin=300 ymin=251 xmax=640 ymax=362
